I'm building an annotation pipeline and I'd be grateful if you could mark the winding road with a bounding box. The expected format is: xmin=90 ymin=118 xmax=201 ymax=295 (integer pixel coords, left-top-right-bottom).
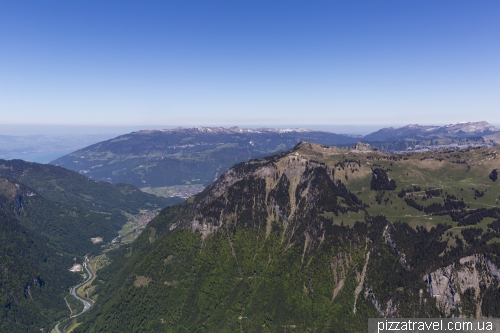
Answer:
xmin=54 ymin=256 xmax=94 ymax=333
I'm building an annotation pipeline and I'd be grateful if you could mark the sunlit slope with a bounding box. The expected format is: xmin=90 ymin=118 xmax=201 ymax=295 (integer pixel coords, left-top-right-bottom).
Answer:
xmin=0 ymin=158 xmax=179 ymax=214
xmin=0 ymin=176 xmax=114 ymax=254
xmin=0 ymin=160 xmax=182 ymax=331
xmin=75 ymin=143 xmax=500 ymax=332
xmin=363 ymin=121 xmax=499 ymax=153
xmin=0 ymin=159 xmax=183 ymax=248
xmin=296 ymin=143 xmax=500 ymax=236
xmin=50 ymin=127 xmax=359 ymax=188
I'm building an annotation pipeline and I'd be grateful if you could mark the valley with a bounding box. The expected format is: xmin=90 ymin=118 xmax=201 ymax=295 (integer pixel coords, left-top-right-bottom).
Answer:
xmin=0 ymin=158 xmax=180 ymax=332
xmin=68 ymin=142 xmax=500 ymax=332
xmin=140 ymin=184 xmax=206 ymax=199
xmin=50 ymin=122 xmax=500 ymax=193
xmin=2 ymin=123 xmax=500 ymax=332
xmin=53 ymin=256 xmax=93 ymax=333
xmin=5 ymin=1 xmax=499 ymax=331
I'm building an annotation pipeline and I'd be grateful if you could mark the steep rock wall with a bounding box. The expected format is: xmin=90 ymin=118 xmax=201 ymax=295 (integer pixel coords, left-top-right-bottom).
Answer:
xmin=426 ymin=254 xmax=500 ymax=317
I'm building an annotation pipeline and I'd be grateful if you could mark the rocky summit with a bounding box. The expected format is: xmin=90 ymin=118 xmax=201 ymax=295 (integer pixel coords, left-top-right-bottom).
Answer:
xmin=74 ymin=142 xmax=500 ymax=332
xmin=50 ymin=127 xmax=359 ymax=188
xmin=50 ymin=123 xmax=500 ymax=195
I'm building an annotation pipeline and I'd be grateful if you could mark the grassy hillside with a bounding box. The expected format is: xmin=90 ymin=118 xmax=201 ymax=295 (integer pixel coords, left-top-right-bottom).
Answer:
xmin=0 ymin=159 xmax=183 ymax=250
xmin=0 ymin=159 xmax=184 ymax=331
xmin=50 ymin=128 xmax=359 ymax=189
xmin=73 ymin=143 xmax=500 ymax=332
xmin=50 ymin=125 xmax=499 ymax=198
xmin=0 ymin=176 xmax=124 ymax=254
xmin=0 ymin=158 xmax=181 ymax=215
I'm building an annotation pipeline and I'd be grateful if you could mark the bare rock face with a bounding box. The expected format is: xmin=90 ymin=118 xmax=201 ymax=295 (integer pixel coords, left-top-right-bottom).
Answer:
xmin=351 ymin=142 xmax=377 ymax=153
xmin=425 ymin=254 xmax=500 ymax=317
xmin=383 ymin=225 xmax=410 ymax=270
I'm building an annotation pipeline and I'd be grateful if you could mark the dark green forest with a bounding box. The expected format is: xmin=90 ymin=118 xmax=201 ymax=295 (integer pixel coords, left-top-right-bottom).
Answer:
xmin=0 ymin=159 xmax=182 ymax=331
xmin=73 ymin=143 xmax=500 ymax=332
xmin=0 ymin=209 xmax=79 ymax=332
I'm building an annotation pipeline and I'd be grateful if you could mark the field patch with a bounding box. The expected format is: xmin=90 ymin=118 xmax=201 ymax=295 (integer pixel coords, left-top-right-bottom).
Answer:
xmin=134 ymin=276 xmax=152 ymax=287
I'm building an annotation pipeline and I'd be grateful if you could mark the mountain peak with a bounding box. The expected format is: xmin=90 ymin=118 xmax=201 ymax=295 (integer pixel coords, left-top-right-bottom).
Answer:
xmin=441 ymin=121 xmax=498 ymax=134
xmin=146 ymin=126 xmax=314 ymax=134
xmin=351 ymin=142 xmax=377 ymax=153
xmin=364 ymin=121 xmax=499 ymax=142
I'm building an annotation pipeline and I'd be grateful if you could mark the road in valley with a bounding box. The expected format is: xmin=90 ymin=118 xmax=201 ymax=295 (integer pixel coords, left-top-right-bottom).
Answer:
xmin=54 ymin=256 xmax=94 ymax=333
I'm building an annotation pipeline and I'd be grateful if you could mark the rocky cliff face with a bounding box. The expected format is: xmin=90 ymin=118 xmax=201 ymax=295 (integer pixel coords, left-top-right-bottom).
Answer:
xmin=180 ymin=143 xmax=366 ymax=253
xmin=75 ymin=143 xmax=500 ymax=332
xmin=426 ymin=255 xmax=500 ymax=317
xmin=51 ymin=127 xmax=359 ymax=188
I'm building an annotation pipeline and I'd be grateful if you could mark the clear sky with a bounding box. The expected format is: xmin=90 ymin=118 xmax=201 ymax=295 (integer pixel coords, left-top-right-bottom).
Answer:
xmin=1 ymin=0 xmax=499 ymax=130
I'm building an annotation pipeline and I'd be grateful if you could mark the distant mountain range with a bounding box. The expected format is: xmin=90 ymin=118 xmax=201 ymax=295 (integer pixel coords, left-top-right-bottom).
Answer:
xmin=2 ymin=122 xmax=499 ymax=330
xmin=364 ymin=121 xmax=499 ymax=142
xmin=50 ymin=121 xmax=500 ymax=190
xmin=50 ymin=127 xmax=360 ymax=188
xmin=363 ymin=121 xmax=499 ymax=154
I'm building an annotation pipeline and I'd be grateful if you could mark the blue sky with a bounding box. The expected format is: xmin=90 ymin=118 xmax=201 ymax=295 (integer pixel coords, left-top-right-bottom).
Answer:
xmin=1 ymin=0 xmax=499 ymax=131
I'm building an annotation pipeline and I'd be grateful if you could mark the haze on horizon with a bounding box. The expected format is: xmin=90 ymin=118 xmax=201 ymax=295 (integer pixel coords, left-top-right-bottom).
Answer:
xmin=1 ymin=1 xmax=499 ymax=129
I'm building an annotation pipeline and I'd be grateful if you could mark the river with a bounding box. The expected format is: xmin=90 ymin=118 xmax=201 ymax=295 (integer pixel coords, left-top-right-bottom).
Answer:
xmin=54 ymin=256 xmax=94 ymax=333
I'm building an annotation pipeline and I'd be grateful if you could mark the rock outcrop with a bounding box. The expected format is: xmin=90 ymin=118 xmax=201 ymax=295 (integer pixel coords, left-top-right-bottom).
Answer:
xmin=426 ymin=254 xmax=500 ymax=317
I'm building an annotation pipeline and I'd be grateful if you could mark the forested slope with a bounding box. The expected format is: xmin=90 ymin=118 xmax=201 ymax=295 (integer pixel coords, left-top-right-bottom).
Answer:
xmin=0 ymin=159 xmax=183 ymax=331
xmin=75 ymin=143 xmax=500 ymax=332
xmin=0 ymin=158 xmax=181 ymax=215
xmin=0 ymin=208 xmax=79 ymax=332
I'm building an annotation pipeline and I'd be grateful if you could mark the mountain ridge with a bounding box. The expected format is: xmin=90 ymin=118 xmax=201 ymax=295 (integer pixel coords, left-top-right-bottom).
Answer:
xmin=0 ymin=159 xmax=183 ymax=255
xmin=364 ymin=121 xmax=499 ymax=142
xmin=74 ymin=142 xmax=500 ymax=332
xmin=51 ymin=122 xmax=500 ymax=191
xmin=142 ymin=126 xmax=314 ymax=134
xmin=0 ymin=178 xmax=81 ymax=332
xmin=50 ymin=127 xmax=359 ymax=188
